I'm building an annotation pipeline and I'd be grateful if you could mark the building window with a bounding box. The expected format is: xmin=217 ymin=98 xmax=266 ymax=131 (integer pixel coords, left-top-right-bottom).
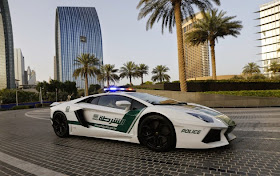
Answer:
xmin=80 ymin=36 xmax=87 ymax=43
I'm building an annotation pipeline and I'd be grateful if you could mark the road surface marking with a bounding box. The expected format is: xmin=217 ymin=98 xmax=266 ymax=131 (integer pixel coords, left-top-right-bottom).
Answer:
xmin=25 ymin=109 xmax=50 ymax=121
xmin=0 ymin=151 xmax=66 ymax=176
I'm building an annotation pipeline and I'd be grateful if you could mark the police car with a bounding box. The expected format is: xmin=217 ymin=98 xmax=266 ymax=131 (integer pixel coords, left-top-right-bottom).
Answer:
xmin=50 ymin=87 xmax=236 ymax=152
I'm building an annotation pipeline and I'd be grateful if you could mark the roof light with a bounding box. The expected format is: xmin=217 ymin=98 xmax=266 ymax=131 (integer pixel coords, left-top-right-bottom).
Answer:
xmin=103 ymin=87 xmax=135 ymax=92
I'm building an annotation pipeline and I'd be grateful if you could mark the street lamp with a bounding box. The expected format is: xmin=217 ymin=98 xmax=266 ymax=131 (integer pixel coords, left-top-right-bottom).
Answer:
xmin=15 ymin=79 xmax=19 ymax=106
xmin=39 ymin=87 xmax=43 ymax=106
xmin=55 ymin=88 xmax=58 ymax=102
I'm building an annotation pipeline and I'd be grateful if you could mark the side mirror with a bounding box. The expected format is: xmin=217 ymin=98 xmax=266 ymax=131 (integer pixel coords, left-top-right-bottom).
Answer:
xmin=116 ymin=101 xmax=131 ymax=111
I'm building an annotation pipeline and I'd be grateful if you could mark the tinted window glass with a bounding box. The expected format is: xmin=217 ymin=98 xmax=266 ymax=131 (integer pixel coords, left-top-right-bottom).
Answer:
xmin=98 ymin=95 xmax=132 ymax=110
xmin=131 ymin=100 xmax=146 ymax=110
xmin=128 ymin=93 xmax=179 ymax=105
xmin=79 ymin=96 xmax=99 ymax=104
xmin=90 ymin=97 xmax=100 ymax=105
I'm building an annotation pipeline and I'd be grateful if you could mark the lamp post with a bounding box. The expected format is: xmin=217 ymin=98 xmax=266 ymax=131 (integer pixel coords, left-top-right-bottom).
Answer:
xmin=55 ymin=88 xmax=58 ymax=102
xmin=39 ymin=87 xmax=43 ymax=106
xmin=15 ymin=79 xmax=20 ymax=106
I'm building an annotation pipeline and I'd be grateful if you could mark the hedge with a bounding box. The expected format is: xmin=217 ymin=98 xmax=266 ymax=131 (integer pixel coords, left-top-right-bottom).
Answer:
xmin=204 ymin=90 xmax=280 ymax=98
xmin=136 ymin=81 xmax=280 ymax=92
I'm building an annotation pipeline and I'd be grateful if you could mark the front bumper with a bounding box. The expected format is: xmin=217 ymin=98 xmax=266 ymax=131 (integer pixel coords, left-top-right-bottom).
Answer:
xmin=175 ymin=124 xmax=236 ymax=149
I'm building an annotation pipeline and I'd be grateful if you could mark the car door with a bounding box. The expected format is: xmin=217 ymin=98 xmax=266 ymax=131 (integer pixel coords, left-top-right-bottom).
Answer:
xmin=82 ymin=95 xmax=133 ymax=137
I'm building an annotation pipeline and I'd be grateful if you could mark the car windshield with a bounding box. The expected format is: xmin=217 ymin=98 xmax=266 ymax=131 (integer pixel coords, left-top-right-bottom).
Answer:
xmin=128 ymin=92 xmax=185 ymax=105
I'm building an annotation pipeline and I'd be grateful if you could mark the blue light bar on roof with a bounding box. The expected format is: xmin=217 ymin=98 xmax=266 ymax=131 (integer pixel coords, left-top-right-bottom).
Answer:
xmin=103 ymin=87 xmax=135 ymax=92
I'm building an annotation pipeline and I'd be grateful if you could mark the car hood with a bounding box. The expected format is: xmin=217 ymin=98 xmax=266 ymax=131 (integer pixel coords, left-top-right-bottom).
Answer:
xmin=156 ymin=103 xmax=236 ymax=127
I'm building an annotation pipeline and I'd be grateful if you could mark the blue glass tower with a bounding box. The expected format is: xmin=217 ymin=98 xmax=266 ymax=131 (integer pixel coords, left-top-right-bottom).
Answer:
xmin=55 ymin=7 xmax=103 ymax=89
xmin=0 ymin=0 xmax=15 ymax=89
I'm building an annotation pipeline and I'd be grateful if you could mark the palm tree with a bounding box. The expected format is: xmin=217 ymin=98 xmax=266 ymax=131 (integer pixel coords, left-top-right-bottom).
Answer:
xmin=242 ymin=62 xmax=260 ymax=77
xmin=98 ymin=64 xmax=119 ymax=88
xmin=152 ymin=65 xmax=170 ymax=83
xmin=73 ymin=53 xmax=99 ymax=96
xmin=137 ymin=64 xmax=149 ymax=85
xmin=185 ymin=9 xmax=242 ymax=80
xmin=268 ymin=61 xmax=280 ymax=76
xmin=119 ymin=61 xmax=138 ymax=86
xmin=137 ymin=0 xmax=220 ymax=91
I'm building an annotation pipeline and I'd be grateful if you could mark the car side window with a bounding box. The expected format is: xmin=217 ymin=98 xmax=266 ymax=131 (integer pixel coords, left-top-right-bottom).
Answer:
xmin=90 ymin=97 xmax=100 ymax=105
xmin=98 ymin=95 xmax=132 ymax=110
xmin=78 ymin=96 xmax=100 ymax=105
xmin=131 ymin=100 xmax=146 ymax=110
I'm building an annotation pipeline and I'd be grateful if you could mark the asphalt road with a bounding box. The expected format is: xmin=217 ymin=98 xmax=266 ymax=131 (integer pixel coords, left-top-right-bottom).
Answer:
xmin=0 ymin=107 xmax=280 ymax=176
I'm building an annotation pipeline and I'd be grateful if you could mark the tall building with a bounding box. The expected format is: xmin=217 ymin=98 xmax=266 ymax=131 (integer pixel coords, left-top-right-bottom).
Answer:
xmin=0 ymin=0 xmax=15 ymax=89
xmin=55 ymin=7 xmax=103 ymax=88
xmin=27 ymin=66 xmax=36 ymax=85
xmin=258 ymin=0 xmax=280 ymax=77
xmin=182 ymin=12 xmax=210 ymax=80
xmin=14 ymin=48 xmax=25 ymax=85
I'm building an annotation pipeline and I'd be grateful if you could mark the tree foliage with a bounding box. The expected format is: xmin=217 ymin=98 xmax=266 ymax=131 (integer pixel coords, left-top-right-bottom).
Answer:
xmin=89 ymin=84 xmax=101 ymax=95
xmin=98 ymin=64 xmax=119 ymax=87
xmin=73 ymin=53 xmax=100 ymax=96
xmin=185 ymin=9 xmax=242 ymax=80
xmin=136 ymin=64 xmax=149 ymax=85
xmin=151 ymin=65 xmax=171 ymax=83
xmin=119 ymin=61 xmax=138 ymax=86
xmin=137 ymin=0 xmax=220 ymax=91
xmin=242 ymin=62 xmax=261 ymax=76
xmin=268 ymin=61 xmax=280 ymax=76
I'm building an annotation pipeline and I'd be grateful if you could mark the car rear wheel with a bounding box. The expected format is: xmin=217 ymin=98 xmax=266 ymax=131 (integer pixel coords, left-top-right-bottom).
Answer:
xmin=138 ymin=115 xmax=176 ymax=152
xmin=52 ymin=112 xmax=69 ymax=138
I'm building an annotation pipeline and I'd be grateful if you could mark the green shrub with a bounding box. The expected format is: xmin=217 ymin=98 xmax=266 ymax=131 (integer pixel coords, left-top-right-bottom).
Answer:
xmin=204 ymin=90 xmax=280 ymax=98
xmin=143 ymin=81 xmax=153 ymax=85
xmin=230 ymin=75 xmax=245 ymax=80
xmin=11 ymin=105 xmax=30 ymax=110
xmin=0 ymin=89 xmax=39 ymax=104
xmin=89 ymin=84 xmax=101 ymax=95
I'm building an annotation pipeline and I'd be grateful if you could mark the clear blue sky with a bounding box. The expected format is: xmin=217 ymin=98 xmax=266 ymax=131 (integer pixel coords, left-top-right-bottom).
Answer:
xmin=9 ymin=0 xmax=270 ymax=85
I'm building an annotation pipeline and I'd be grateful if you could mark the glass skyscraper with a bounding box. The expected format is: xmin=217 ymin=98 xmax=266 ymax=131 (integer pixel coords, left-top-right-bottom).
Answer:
xmin=0 ymin=0 xmax=15 ymax=89
xmin=55 ymin=7 xmax=103 ymax=88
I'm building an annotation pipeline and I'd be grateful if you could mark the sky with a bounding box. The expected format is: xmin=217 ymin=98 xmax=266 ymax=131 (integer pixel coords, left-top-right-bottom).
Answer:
xmin=8 ymin=0 xmax=271 ymax=85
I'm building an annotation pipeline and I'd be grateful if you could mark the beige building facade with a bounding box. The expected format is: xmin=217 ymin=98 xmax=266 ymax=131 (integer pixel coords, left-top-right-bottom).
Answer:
xmin=258 ymin=0 xmax=280 ymax=77
xmin=182 ymin=12 xmax=210 ymax=80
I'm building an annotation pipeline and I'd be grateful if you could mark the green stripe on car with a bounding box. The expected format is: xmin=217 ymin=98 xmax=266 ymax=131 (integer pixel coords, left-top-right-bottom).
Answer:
xmin=67 ymin=108 xmax=145 ymax=133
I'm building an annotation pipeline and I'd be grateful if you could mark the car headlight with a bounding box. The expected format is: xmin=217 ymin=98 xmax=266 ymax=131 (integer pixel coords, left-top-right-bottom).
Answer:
xmin=187 ymin=113 xmax=214 ymax=123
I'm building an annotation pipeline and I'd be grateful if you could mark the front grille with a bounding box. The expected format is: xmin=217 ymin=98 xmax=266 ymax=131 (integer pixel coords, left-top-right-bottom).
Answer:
xmin=202 ymin=129 xmax=221 ymax=143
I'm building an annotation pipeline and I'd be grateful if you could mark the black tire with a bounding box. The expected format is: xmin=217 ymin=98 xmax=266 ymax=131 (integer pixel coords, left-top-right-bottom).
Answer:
xmin=52 ymin=112 xmax=69 ymax=138
xmin=138 ymin=115 xmax=176 ymax=152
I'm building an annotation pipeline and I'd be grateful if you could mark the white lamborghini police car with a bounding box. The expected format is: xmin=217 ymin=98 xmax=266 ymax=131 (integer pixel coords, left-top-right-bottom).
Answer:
xmin=50 ymin=87 xmax=236 ymax=152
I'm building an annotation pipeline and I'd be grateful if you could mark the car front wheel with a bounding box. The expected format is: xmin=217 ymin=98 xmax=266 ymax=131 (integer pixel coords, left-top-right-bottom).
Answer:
xmin=52 ymin=112 xmax=69 ymax=138
xmin=138 ymin=115 xmax=176 ymax=152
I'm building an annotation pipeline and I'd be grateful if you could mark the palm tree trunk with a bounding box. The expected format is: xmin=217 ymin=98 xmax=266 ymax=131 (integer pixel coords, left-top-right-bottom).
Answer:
xmin=174 ymin=1 xmax=187 ymax=92
xmin=107 ymin=75 xmax=110 ymax=87
xmin=85 ymin=74 xmax=89 ymax=96
xmin=129 ymin=76 xmax=132 ymax=86
xmin=141 ymin=75 xmax=144 ymax=85
xmin=210 ymin=39 xmax=217 ymax=80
